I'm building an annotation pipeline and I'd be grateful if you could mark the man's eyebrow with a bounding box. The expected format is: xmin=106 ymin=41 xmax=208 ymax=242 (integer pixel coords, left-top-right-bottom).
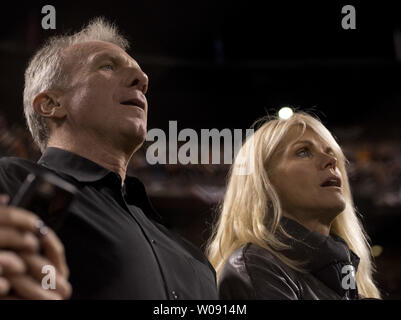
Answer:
xmin=292 ymin=140 xmax=334 ymax=153
xmin=90 ymin=51 xmax=139 ymax=69
xmin=90 ymin=52 xmax=119 ymax=63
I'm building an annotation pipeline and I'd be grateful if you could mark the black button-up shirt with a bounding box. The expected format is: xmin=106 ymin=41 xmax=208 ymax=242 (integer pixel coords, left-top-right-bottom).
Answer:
xmin=0 ymin=147 xmax=217 ymax=299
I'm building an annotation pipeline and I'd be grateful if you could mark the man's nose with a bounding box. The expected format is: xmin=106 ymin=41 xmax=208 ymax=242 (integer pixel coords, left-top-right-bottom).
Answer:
xmin=127 ymin=69 xmax=148 ymax=94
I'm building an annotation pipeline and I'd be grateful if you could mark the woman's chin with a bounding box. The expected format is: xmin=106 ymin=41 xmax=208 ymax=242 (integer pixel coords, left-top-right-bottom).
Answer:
xmin=325 ymin=201 xmax=347 ymax=217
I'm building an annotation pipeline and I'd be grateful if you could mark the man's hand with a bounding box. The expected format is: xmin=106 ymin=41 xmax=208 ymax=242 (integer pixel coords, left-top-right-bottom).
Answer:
xmin=0 ymin=194 xmax=72 ymax=299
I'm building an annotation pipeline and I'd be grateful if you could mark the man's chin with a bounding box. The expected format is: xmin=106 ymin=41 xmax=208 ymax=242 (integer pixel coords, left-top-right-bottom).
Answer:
xmin=132 ymin=134 xmax=146 ymax=153
xmin=131 ymin=130 xmax=147 ymax=149
xmin=115 ymin=123 xmax=147 ymax=152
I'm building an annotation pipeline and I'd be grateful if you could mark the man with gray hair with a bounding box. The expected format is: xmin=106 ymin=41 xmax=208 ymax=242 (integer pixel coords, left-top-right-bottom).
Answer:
xmin=0 ymin=18 xmax=218 ymax=299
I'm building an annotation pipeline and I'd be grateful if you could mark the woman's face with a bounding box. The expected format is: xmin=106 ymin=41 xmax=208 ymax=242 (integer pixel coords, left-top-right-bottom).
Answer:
xmin=269 ymin=126 xmax=346 ymax=224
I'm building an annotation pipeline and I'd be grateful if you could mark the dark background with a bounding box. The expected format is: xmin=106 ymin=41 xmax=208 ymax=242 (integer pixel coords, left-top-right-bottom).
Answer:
xmin=0 ymin=1 xmax=400 ymax=299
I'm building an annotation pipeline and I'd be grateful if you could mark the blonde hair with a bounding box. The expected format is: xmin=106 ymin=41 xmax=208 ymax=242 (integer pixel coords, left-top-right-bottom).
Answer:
xmin=23 ymin=17 xmax=129 ymax=152
xmin=206 ymin=111 xmax=381 ymax=299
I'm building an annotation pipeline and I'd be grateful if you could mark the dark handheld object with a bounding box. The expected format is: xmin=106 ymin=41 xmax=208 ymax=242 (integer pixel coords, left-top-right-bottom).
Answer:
xmin=11 ymin=172 xmax=77 ymax=231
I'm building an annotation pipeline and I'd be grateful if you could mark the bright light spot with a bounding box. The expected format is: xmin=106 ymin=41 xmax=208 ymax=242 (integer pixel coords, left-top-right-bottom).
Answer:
xmin=278 ymin=107 xmax=294 ymax=120
xmin=371 ymin=245 xmax=383 ymax=257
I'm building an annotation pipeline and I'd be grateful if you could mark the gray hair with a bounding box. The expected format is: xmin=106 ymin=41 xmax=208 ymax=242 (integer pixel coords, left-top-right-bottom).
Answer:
xmin=23 ymin=17 xmax=130 ymax=152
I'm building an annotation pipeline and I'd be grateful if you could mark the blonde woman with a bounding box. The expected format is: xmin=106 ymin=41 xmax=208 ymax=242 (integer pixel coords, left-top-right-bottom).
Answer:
xmin=207 ymin=111 xmax=381 ymax=300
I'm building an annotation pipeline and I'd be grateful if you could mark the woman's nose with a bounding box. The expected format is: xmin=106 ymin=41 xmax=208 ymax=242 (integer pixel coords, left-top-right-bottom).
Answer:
xmin=322 ymin=153 xmax=337 ymax=169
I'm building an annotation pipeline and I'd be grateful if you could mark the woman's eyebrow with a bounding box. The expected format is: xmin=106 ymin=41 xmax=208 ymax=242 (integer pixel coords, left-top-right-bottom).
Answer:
xmin=291 ymin=140 xmax=313 ymax=148
xmin=292 ymin=140 xmax=334 ymax=153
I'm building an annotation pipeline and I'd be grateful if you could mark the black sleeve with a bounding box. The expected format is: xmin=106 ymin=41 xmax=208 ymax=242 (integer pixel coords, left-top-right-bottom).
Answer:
xmin=0 ymin=158 xmax=30 ymax=197
xmin=218 ymin=244 xmax=301 ymax=300
xmin=217 ymin=251 xmax=255 ymax=299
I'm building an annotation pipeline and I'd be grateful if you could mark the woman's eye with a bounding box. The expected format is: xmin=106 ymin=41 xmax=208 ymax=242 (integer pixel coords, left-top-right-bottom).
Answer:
xmin=297 ymin=148 xmax=310 ymax=157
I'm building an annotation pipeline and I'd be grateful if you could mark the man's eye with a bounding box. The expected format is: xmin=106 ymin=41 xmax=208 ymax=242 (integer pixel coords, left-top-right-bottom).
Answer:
xmin=101 ymin=64 xmax=114 ymax=71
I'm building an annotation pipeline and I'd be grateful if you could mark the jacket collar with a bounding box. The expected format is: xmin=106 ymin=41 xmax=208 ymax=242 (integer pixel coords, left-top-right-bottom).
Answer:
xmin=279 ymin=216 xmax=360 ymax=299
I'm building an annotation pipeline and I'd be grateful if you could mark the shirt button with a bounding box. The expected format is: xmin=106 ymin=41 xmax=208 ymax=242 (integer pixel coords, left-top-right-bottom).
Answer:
xmin=172 ymin=291 xmax=179 ymax=299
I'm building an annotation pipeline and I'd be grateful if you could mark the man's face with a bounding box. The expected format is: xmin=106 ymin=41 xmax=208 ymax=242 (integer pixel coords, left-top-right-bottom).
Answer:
xmin=269 ymin=126 xmax=346 ymax=223
xmin=60 ymin=41 xmax=148 ymax=152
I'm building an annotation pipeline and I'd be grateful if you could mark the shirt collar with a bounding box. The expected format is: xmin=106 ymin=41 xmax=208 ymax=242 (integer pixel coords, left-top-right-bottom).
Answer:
xmin=37 ymin=147 xmax=167 ymax=226
xmin=38 ymin=147 xmax=111 ymax=183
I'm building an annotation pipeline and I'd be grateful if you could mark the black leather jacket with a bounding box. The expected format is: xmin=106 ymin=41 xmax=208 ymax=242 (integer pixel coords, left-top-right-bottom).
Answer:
xmin=218 ymin=217 xmax=361 ymax=300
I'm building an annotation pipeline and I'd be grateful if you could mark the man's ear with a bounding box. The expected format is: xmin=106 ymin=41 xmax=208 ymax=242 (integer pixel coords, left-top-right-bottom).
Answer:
xmin=32 ymin=91 xmax=67 ymax=119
